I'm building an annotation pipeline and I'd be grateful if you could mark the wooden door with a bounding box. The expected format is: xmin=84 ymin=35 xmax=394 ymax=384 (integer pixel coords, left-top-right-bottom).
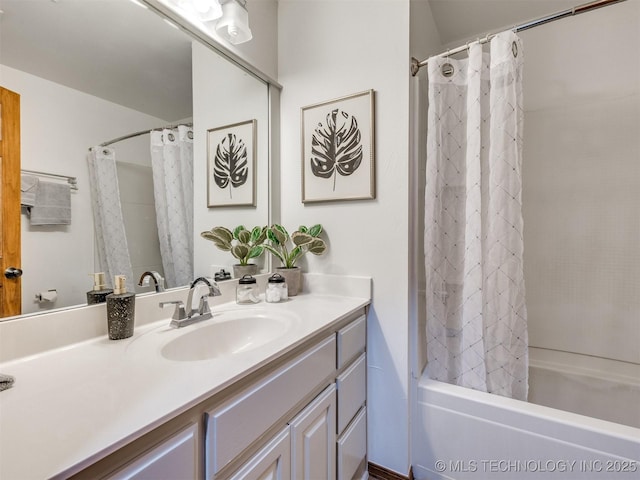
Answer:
xmin=0 ymin=87 xmax=22 ymax=317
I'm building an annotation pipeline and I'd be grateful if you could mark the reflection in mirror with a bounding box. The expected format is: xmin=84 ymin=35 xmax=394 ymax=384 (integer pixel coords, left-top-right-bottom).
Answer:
xmin=0 ymin=0 xmax=270 ymax=318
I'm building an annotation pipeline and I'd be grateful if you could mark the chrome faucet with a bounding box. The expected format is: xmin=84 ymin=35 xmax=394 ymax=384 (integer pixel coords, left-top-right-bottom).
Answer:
xmin=138 ymin=271 xmax=165 ymax=293
xmin=160 ymin=277 xmax=221 ymax=328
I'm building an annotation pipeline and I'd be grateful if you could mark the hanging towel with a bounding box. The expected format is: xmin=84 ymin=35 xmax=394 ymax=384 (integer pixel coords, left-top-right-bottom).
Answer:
xmin=20 ymin=175 xmax=40 ymax=207
xmin=29 ymin=181 xmax=71 ymax=225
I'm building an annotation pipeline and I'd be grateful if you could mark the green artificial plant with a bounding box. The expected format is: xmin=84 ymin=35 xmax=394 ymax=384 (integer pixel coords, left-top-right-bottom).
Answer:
xmin=200 ymin=225 xmax=267 ymax=266
xmin=264 ymin=224 xmax=327 ymax=268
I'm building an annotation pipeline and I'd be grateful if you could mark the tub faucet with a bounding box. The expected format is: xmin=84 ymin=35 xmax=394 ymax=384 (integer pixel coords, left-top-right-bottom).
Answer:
xmin=161 ymin=277 xmax=221 ymax=328
xmin=138 ymin=271 xmax=165 ymax=293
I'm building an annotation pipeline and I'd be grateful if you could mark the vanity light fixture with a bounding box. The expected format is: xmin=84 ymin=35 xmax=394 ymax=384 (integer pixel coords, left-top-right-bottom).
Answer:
xmin=155 ymin=0 xmax=253 ymax=45
xmin=215 ymin=0 xmax=253 ymax=45
xmin=174 ymin=0 xmax=223 ymax=22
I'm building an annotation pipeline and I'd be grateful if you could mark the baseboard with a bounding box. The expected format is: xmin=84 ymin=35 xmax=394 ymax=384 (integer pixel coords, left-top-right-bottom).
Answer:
xmin=368 ymin=462 xmax=414 ymax=480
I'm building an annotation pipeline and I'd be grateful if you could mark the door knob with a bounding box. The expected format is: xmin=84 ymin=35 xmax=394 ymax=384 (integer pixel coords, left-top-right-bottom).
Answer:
xmin=4 ymin=267 xmax=23 ymax=279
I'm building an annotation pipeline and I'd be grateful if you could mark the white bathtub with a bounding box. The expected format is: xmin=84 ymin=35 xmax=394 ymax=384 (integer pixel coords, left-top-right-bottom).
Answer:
xmin=413 ymin=356 xmax=640 ymax=479
xmin=528 ymin=347 xmax=640 ymax=428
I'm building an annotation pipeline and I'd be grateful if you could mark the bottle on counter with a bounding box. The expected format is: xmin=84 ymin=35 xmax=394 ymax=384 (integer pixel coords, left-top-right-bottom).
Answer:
xmin=106 ymin=275 xmax=135 ymax=340
xmin=86 ymin=272 xmax=113 ymax=305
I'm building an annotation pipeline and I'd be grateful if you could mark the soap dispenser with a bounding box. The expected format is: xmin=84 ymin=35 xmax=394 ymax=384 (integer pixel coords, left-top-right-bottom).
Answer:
xmin=86 ymin=272 xmax=113 ymax=305
xmin=106 ymin=275 xmax=135 ymax=340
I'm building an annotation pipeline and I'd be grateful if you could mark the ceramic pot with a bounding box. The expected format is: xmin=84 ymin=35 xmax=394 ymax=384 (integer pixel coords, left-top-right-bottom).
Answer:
xmin=233 ymin=264 xmax=258 ymax=279
xmin=275 ymin=266 xmax=302 ymax=296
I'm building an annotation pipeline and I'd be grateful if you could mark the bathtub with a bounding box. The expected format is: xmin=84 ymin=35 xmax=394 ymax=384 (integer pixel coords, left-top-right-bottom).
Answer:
xmin=528 ymin=347 xmax=640 ymax=428
xmin=412 ymin=353 xmax=640 ymax=479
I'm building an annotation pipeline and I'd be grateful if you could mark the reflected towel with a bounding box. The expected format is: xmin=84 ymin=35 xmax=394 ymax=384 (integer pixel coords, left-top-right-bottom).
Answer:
xmin=20 ymin=175 xmax=39 ymax=207
xmin=29 ymin=181 xmax=71 ymax=225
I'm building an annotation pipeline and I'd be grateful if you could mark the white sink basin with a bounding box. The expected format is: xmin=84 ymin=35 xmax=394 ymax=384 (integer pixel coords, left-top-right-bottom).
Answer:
xmin=160 ymin=311 xmax=294 ymax=362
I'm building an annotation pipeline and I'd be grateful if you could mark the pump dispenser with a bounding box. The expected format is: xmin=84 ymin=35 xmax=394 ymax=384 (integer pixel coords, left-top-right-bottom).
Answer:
xmin=86 ymin=272 xmax=113 ymax=305
xmin=106 ymin=275 xmax=135 ymax=340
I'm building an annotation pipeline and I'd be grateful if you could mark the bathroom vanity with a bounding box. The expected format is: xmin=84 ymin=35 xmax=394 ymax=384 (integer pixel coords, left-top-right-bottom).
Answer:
xmin=0 ymin=275 xmax=370 ymax=479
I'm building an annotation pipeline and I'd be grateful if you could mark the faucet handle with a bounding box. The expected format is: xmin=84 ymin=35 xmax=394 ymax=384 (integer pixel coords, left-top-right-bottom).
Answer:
xmin=197 ymin=296 xmax=212 ymax=316
xmin=159 ymin=300 xmax=187 ymax=320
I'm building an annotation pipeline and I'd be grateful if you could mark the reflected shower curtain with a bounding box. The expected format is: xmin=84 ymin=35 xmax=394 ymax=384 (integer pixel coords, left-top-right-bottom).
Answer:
xmin=87 ymin=147 xmax=135 ymax=292
xmin=150 ymin=126 xmax=194 ymax=288
xmin=424 ymin=31 xmax=528 ymax=400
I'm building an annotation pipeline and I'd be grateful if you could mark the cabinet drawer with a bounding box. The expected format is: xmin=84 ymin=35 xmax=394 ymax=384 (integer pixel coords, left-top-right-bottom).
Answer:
xmin=206 ymin=335 xmax=336 ymax=477
xmin=107 ymin=423 xmax=198 ymax=480
xmin=337 ymin=407 xmax=366 ymax=480
xmin=336 ymin=353 xmax=366 ymax=435
xmin=337 ymin=315 xmax=366 ymax=369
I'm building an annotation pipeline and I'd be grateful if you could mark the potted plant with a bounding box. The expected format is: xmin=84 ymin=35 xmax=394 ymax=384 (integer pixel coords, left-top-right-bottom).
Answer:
xmin=200 ymin=225 xmax=267 ymax=278
xmin=263 ymin=224 xmax=327 ymax=296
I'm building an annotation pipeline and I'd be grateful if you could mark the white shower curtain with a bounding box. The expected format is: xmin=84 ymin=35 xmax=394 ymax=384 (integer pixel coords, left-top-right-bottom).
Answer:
xmin=150 ymin=125 xmax=194 ymax=288
xmin=424 ymin=31 xmax=528 ymax=400
xmin=87 ymin=147 xmax=135 ymax=292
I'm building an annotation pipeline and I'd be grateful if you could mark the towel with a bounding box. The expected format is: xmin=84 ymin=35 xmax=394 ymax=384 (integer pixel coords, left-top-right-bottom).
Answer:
xmin=29 ymin=181 xmax=71 ymax=225
xmin=0 ymin=373 xmax=15 ymax=392
xmin=20 ymin=175 xmax=40 ymax=207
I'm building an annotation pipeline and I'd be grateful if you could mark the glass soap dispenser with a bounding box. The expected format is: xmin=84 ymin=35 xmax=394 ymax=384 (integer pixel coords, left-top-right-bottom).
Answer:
xmin=236 ymin=275 xmax=259 ymax=304
xmin=106 ymin=275 xmax=136 ymax=340
xmin=265 ymin=273 xmax=288 ymax=303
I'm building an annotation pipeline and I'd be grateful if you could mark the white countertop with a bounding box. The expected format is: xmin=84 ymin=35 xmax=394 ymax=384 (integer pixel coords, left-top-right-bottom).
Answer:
xmin=0 ymin=276 xmax=370 ymax=479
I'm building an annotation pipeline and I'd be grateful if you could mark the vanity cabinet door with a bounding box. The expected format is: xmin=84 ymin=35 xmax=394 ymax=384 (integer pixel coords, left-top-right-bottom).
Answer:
xmin=337 ymin=407 xmax=367 ymax=480
xmin=289 ymin=384 xmax=337 ymax=480
xmin=226 ymin=427 xmax=291 ymax=480
xmin=106 ymin=423 xmax=198 ymax=480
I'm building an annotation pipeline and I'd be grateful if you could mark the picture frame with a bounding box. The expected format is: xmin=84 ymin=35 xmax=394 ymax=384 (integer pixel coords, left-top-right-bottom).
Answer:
xmin=301 ymin=89 xmax=375 ymax=203
xmin=207 ymin=119 xmax=256 ymax=207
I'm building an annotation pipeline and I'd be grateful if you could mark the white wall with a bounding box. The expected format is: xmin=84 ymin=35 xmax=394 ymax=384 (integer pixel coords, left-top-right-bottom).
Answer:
xmin=192 ymin=42 xmax=270 ymax=278
xmin=521 ymin=0 xmax=640 ymax=365
xmin=1 ymin=66 xmax=167 ymax=314
xmin=278 ymin=0 xmax=412 ymax=474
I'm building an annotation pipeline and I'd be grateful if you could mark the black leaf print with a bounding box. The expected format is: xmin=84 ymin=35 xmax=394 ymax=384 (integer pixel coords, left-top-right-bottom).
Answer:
xmin=311 ymin=109 xmax=363 ymax=190
xmin=214 ymin=133 xmax=248 ymax=198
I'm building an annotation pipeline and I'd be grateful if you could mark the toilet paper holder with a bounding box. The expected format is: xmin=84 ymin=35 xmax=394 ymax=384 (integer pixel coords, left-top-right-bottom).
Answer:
xmin=35 ymin=289 xmax=57 ymax=303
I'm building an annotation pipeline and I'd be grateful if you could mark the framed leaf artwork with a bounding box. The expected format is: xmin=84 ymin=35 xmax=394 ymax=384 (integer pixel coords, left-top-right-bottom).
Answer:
xmin=207 ymin=119 xmax=256 ymax=207
xmin=301 ymin=89 xmax=375 ymax=203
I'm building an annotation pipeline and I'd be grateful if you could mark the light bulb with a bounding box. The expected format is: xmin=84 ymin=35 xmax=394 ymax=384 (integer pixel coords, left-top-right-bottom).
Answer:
xmin=215 ymin=0 xmax=252 ymax=44
xmin=175 ymin=0 xmax=222 ymax=21
xmin=192 ymin=0 xmax=210 ymax=13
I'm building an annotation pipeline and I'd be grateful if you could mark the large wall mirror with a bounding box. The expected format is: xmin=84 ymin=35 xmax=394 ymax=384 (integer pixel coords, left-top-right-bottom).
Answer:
xmin=0 ymin=0 xmax=272 ymax=319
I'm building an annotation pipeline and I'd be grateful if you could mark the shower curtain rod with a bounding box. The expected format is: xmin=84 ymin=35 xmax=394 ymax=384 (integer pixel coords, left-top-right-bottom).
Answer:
xmin=410 ymin=0 xmax=627 ymax=76
xmin=97 ymin=122 xmax=193 ymax=148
